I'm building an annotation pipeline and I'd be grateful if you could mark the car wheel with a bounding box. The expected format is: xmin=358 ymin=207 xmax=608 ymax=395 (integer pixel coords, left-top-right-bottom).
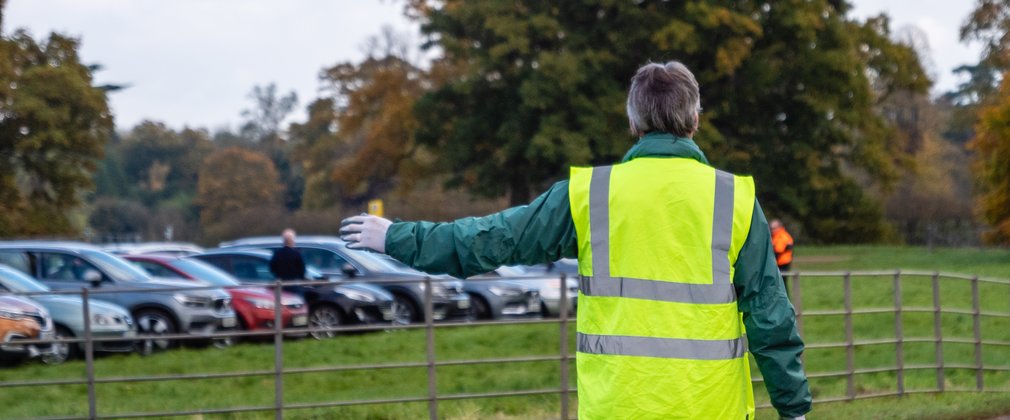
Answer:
xmin=134 ymin=309 xmax=177 ymax=355
xmin=391 ymin=294 xmax=419 ymax=325
xmin=42 ymin=325 xmax=74 ymax=365
xmin=470 ymin=294 xmax=492 ymax=320
xmin=540 ymin=301 xmax=552 ymax=317
xmin=309 ymin=305 xmax=343 ymax=340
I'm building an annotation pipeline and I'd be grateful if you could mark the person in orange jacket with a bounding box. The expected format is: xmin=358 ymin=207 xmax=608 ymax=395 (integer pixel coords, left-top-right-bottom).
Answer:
xmin=771 ymin=219 xmax=794 ymax=290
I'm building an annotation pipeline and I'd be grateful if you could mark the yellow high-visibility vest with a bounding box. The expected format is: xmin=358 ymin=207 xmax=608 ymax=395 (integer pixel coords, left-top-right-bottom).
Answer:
xmin=569 ymin=157 xmax=756 ymax=419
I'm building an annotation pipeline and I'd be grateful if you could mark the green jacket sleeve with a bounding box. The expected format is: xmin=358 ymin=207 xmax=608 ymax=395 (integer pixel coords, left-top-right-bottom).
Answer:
xmin=384 ymin=180 xmax=578 ymax=278
xmin=734 ymin=201 xmax=812 ymax=418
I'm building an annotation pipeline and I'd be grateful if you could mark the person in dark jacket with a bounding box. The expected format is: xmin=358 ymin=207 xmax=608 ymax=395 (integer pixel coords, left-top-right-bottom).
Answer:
xmin=269 ymin=229 xmax=305 ymax=281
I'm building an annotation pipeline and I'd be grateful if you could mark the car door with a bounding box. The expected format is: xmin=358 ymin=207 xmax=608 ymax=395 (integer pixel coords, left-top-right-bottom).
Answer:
xmin=35 ymin=251 xmax=127 ymax=307
xmin=297 ymin=246 xmax=358 ymax=278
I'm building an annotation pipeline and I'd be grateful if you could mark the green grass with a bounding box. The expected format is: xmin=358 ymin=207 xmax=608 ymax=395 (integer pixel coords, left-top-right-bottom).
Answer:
xmin=1 ymin=245 xmax=1009 ymax=419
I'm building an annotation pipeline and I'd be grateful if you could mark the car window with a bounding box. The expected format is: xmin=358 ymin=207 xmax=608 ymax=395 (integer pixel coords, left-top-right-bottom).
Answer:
xmin=133 ymin=261 xmax=184 ymax=279
xmin=297 ymin=247 xmax=349 ymax=272
xmin=0 ymin=251 xmax=31 ymax=274
xmin=39 ymin=252 xmax=104 ymax=282
xmin=231 ymin=256 xmax=275 ymax=282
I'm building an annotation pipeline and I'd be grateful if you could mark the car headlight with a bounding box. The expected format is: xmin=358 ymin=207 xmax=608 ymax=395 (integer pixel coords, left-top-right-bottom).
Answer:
xmin=242 ymin=297 xmax=275 ymax=310
xmin=0 ymin=308 xmax=27 ymax=321
xmin=174 ymin=293 xmax=213 ymax=308
xmin=419 ymin=282 xmax=452 ymax=298
xmin=336 ymin=287 xmax=376 ymax=303
xmin=92 ymin=314 xmax=113 ymax=325
xmin=488 ymin=285 xmax=523 ymax=297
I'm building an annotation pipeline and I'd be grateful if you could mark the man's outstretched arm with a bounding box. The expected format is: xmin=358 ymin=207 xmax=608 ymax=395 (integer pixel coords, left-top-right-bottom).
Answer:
xmin=734 ymin=201 xmax=812 ymax=418
xmin=342 ymin=180 xmax=578 ymax=278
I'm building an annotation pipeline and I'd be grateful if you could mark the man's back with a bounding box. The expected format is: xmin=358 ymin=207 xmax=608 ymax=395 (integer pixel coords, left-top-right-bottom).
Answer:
xmin=269 ymin=246 xmax=305 ymax=280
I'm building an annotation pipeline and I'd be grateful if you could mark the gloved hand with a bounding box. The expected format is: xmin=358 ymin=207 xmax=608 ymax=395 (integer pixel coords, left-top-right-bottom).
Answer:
xmin=781 ymin=416 xmax=806 ymax=420
xmin=339 ymin=214 xmax=393 ymax=253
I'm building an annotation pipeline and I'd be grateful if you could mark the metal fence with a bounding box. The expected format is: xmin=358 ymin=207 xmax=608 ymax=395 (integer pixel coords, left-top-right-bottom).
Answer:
xmin=2 ymin=270 xmax=1010 ymax=419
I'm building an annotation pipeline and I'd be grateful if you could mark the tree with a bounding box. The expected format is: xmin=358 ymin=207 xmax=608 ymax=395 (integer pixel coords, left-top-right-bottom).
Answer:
xmin=118 ymin=121 xmax=214 ymax=204
xmin=961 ymin=0 xmax=1010 ymax=244
xmin=195 ymin=147 xmax=282 ymax=227
xmin=407 ymin=0 xmax=927 ymax=241
xmin=0 ymin=24 xmax=113 ymax=235
xmin=293 ymin=28 xmax=429 ymax=209
xmin=238 ymin=83 xmax=303 ymax=210
xmin=973 ymin=77 xmax=1010 ymax=244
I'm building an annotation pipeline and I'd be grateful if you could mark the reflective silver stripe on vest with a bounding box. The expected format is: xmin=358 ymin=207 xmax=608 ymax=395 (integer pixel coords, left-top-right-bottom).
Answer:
xmin=578 ymin=332 xmax=745 ymax=360
xmin=711 ymin=169 xmax=735 ymax=284
xmin=579 ymin=275 xmax=736 ymax=304
xmin=583 ymin=165 xmax=738 ymax=304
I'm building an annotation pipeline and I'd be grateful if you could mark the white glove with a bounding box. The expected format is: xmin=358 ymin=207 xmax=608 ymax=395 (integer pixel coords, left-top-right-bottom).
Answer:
xmin=781 ymin=416 xmax=806 ymax=420
xmin=339 ymin=214 xmax=393 ymax=253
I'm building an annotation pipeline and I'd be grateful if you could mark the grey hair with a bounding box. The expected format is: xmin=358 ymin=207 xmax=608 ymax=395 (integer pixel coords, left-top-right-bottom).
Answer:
xmin=626 ymin=61 xmax=701 ymax=137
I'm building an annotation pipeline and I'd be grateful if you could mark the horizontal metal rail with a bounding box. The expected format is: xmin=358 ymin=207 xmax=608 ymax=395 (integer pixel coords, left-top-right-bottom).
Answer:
xmin=3 ymin=270 xmax=1010 ymax=419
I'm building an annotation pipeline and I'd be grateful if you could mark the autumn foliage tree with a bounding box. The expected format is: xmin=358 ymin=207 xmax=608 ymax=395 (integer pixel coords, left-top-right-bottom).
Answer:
xmin=196 ymin=147 xmax=282 ymax=227
xmin=0 ymin=13 xmax=113 ymax=235
xmin=960 ymin=0 xmax=1010 ymax=244
xmin=293 ymin=29 xmax=427 ymax=209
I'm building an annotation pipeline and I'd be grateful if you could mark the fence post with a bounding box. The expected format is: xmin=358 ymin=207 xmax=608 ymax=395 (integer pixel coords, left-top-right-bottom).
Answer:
xmin=424 ymin=277 xmax=438 ymax=420
xmin=559 ymin=274 xmax=570 ymax=420
xmin=83 ymin=288 xmax=97 ymax=419
xmin=893 ymin=270 xmax=904 ymax=396
xmin=972 ymin=275 xmax=983 ymax=391
xmin=843 ymin=272 xmax=855 ymax=401
xmin=932 ymin=272 xmax=944 ymax=392
xmin=273 ymin=281 xmax=284 ymax=420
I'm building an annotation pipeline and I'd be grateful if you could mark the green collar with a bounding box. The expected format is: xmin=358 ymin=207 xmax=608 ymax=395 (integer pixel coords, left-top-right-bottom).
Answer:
xmin=620 ymin=132 xmax=709 ymax=165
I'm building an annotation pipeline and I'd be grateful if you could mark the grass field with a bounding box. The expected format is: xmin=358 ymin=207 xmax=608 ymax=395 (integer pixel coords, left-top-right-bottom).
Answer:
xmin=0 ymin=245 xmax=1009 ymax=419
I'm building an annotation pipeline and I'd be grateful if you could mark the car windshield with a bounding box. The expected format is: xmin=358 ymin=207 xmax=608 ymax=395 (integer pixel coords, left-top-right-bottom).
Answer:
xmin=0 ymin=266 xmax=49 ymax=293
xmin=172 ymin=259 xmax=239 ymax=286
xmin=82 ymin=250 xmax=152 ymax=282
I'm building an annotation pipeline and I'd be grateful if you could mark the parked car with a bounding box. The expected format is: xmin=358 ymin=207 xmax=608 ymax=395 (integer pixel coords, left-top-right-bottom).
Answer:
xmin=190 ymin=249 xmax=395 ymax=338
xmin=497 ymin=266 xmax=578 ymax=317
xmin=103 ymin=242 xmax=205 ymax=257
xmin=217 ymin=236 xmax=472 ymax=324
xmin=0 ymin=265 xmax=134 ymax=363
xmin=124 ymin=255 xmax=309 ymax=335
xmin=460 ymin=275 xmax=541 ymax=320
xmin=0 ymin=295 xmax=55 ymax=363
xmin=0 ymin=241 xmax=236 ymax=353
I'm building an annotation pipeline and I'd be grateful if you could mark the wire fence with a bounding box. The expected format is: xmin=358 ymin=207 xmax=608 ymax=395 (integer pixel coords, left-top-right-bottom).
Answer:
xmin=1 ymin=270 xmax=1009 ymax=419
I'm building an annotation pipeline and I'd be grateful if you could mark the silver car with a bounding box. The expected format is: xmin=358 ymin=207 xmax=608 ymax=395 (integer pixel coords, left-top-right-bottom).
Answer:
xmin=0 ymin=264 xmax=134 ymax=363
xmin=497 ymin=266 xmax=577 ymax=317
xmin=0 ymin=241 xmax=235 ymax=353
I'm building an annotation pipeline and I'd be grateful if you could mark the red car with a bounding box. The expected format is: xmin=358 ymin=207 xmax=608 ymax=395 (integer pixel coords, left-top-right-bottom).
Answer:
xmin=124 ymin=255 xmax=308 ymax=333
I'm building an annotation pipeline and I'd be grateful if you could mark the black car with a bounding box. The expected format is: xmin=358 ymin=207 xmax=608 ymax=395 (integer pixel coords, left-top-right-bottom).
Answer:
xmin=189 ymin=249 xmax=395 ymax=337
xmin=218 ymin=236 xmax=472 ymax=324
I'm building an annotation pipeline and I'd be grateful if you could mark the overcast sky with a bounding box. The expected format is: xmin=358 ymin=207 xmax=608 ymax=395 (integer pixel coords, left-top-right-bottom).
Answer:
xmin=4 ymin=0 xmax=983 ymax=131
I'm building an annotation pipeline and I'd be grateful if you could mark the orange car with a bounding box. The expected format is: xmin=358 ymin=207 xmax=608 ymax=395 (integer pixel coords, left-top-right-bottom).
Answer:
xmin=0 ymin=295 xmax=53 ymax=360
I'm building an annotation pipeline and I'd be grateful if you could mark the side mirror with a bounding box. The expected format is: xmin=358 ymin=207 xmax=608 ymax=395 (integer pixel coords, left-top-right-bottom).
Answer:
xmin=83 ymin=269 xmax=103 ymax=287
xmin=340 ymin=263 xmax=357 ymax=279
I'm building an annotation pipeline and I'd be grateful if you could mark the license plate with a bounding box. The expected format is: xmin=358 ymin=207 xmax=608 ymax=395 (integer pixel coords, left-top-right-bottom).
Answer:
xmin=458 ymin=299 xmax=470 ymax=309
xmin=292 ymin=315 xmax=308 ymax=326
xmin=221 ymin=317 xmax=237 ymax=328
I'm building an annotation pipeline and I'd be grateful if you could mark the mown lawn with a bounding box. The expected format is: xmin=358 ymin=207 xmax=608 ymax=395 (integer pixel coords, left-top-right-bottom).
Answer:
xmin=0 ymin=245 xmax=1009 ymax=419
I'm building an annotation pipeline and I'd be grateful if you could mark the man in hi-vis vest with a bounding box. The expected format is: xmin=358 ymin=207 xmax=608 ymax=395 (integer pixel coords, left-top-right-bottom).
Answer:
xmin=340 ymin=61 xmax=811 ymax=419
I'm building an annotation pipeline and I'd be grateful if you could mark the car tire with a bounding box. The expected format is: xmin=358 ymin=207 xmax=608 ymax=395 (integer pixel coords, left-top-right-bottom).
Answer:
xmin=42 ymin=325 xmax=74 ymax=365
xmin=134 ymin=309 xmax=177 ymax=355
xmin=308 ymin=305 xmax=343 ymax=340
xmin=469 ymin=293 xmax=493 ymax=320
xmin=391 ymin=294 xmax=419 ymax=325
